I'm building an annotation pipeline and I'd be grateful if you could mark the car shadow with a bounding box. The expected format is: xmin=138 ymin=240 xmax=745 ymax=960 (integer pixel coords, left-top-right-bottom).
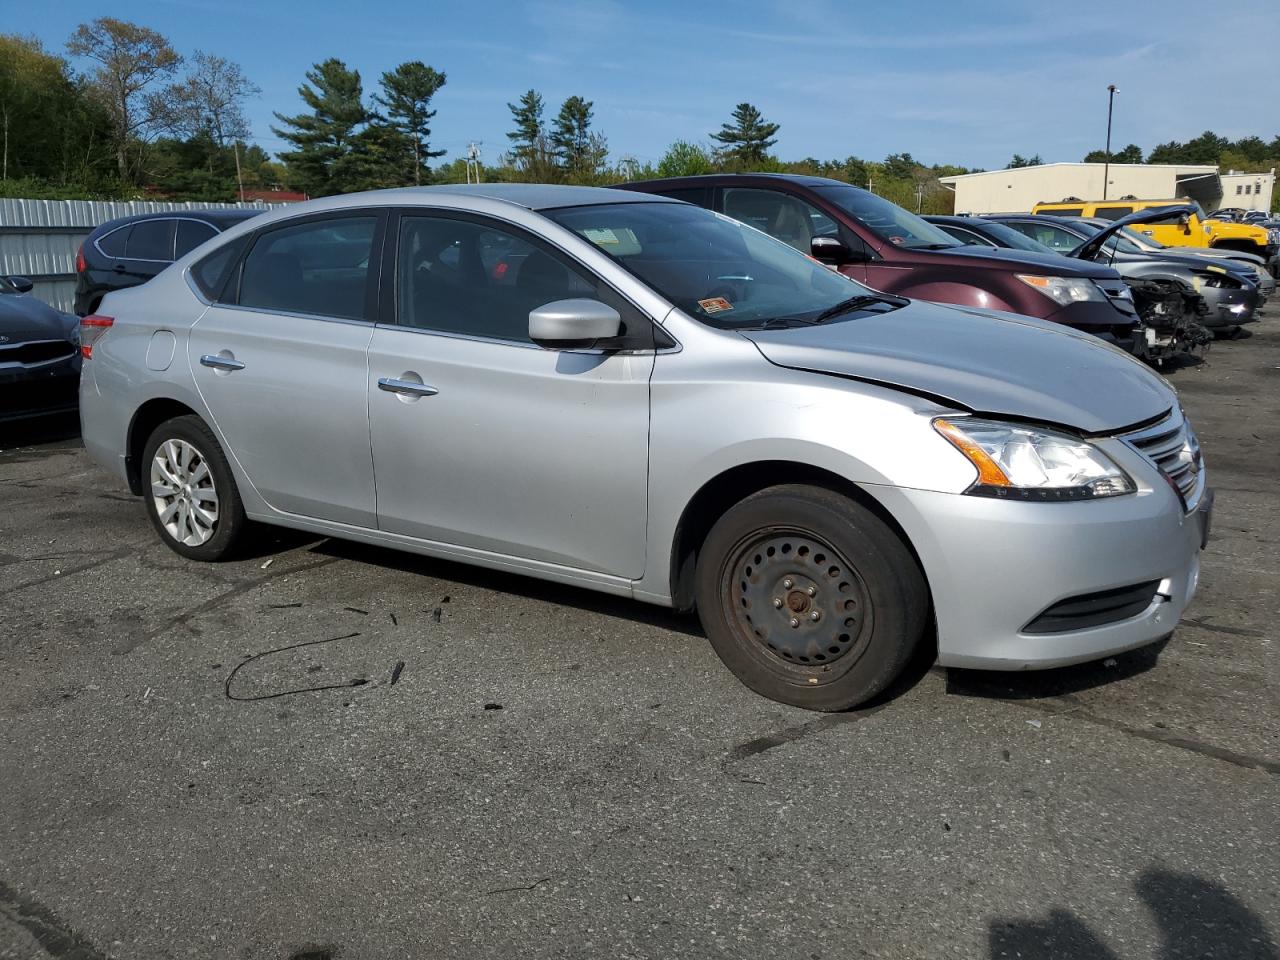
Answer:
xmin=306 ymin=536 xmax=706 ymax=638
xmin=989 ymin=866 xmax=1279 ymax=959
xmin=0 ymin=412 xmax=81 ymax=453
xmin=943 ymin=637 xmax=1169 ymax=702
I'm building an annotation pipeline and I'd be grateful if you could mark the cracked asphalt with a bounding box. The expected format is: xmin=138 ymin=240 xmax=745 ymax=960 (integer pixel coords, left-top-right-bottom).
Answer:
xmin=1 ymin=316 xmax=1277 ymax=960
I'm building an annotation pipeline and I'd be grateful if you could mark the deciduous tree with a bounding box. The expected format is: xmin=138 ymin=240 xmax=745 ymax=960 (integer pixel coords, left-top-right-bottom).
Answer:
xmin=66 ymin=17 xmax=182 ymax=183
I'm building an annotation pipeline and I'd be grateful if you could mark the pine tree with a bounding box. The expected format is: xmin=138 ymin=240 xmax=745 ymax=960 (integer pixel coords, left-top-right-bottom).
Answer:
xmin=710 ymin=103 xmax=779 ymax=166
xmin=271 ymin=58 xmax=368 ymax=196
xmin=506 ymin=89 xmax=545 ymax=168
xmin=376 ymin=61 xmax=446 ymax=185
xmin=550 ymin=95 xmax=606 ymax=179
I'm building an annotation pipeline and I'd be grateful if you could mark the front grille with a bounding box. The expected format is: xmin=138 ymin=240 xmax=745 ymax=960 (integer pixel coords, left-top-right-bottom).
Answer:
xmin=1023 ymin=580 xmax=1162 ymax=634
xmin=0 ymin=339 xmax=76 ymax=365
xmin=1123 ymin=411 xmax=1202 ymax=509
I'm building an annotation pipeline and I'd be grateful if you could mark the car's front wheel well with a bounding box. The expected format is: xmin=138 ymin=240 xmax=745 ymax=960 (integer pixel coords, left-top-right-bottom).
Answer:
xmin=668 ymin=461 xmax=925 ymax=612
xmin=125 ymin=398 xmax=201 ymax=495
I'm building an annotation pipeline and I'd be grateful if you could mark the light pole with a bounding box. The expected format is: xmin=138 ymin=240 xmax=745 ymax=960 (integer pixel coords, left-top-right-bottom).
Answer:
xmin=1103 ymin=84 xmax=1118 ymax=200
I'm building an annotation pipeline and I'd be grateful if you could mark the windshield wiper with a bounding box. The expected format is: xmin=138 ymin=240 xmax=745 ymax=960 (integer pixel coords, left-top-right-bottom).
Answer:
xmin=811 ymin=293 xmax=909 ymax=323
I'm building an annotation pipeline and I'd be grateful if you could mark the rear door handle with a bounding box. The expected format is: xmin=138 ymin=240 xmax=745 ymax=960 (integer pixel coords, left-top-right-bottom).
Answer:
xmin=377 ymin=377 xmax=439 ymax=398
xmin=200 ymin=354 xmax=245 ymax=371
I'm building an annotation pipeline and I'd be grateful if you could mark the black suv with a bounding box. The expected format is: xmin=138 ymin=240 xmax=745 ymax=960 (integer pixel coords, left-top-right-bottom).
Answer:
xmin=74 ymin=210 xmax=263 ymax=316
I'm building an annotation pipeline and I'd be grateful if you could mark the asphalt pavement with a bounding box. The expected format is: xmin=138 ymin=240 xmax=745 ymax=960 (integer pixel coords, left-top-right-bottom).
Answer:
xmin=1 ymin=318 xmax=1277 ymax=960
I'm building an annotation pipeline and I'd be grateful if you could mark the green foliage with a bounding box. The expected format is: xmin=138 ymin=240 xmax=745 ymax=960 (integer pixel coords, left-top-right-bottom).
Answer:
xmin=657 ymin=140 xmax=713 ymax=178
xmin=0 ymin=34 xmax=116 ymax=189
xmin=1006 ymin=153 xmax=1042 ymax=168
xmin=711 ymin=103 xmax=779 ymax=165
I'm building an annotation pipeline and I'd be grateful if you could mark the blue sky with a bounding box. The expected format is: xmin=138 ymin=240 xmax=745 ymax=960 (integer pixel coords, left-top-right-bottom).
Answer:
xmin=32 ymin=0 xmax=1280 ymax=170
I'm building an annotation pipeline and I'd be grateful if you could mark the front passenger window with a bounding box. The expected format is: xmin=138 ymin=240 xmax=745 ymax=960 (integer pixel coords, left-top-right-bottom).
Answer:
xmin=722 ymin=187 xmax=838 ymax=253
xmin=397 ymin=215 xmax=596 ymax=342
xmin=238 ymin=216 xmax=376 ymax=320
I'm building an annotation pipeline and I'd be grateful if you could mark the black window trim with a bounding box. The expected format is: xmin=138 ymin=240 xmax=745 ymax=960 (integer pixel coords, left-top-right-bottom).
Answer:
xmin=380 ymin=206 xmax=672 ymax=354
xmin=96 ymin=215 xmax=232 ymax=264
xmin=216 ymin=208 xmax=388 ymax=326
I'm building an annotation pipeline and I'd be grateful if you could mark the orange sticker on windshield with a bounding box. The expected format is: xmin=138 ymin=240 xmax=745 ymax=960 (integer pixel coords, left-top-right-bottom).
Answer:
xmin=698 ymin=297 xmax=733 ymax=313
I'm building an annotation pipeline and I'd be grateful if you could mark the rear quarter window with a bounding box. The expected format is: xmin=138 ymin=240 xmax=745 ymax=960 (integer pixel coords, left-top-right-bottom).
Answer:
xmin=190 ymin=234 xmax=250 ymax=301
xmin=96 ymin=225 xmax=129 ymax=258
xmin=1093 ymin=206 xmax=1134 ymax=221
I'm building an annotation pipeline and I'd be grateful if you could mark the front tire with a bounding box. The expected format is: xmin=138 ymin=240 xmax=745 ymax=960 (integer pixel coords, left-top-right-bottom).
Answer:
xmin=694 ymin=484 xmax=928 ymax=711
xmin=141 ymin=415 xmax=247 ymax=561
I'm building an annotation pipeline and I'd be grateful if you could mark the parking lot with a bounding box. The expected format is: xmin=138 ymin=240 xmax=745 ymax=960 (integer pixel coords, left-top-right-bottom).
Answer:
xmin=1 ymin=320 xmax=1277 ymax=959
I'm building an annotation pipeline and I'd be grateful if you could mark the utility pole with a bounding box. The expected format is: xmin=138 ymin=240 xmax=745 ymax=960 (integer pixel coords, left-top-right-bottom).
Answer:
xmin=1103 ymin=84 xmax=1118 ymax=201
xmin=619 ymin=155 xmax=639 ymax=181
xmin=465 ymin=142 xmax=483 ymax=184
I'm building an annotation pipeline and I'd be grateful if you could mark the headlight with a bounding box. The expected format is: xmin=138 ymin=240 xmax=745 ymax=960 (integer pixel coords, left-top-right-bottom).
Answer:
xmin=1015 ymin=275 xmax=1107 ymax=306
xmin=934 ymin=418 xmax=1135 ymax=501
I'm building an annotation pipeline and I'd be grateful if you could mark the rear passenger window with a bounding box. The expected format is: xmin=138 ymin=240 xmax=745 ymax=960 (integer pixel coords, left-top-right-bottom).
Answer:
xmin=176 ymin=220 xmax=218 ymax=258
xmin=397 ymin=215 xmax=596 ymax=342
xmin=1093 ymin=206 xmax=1133 ymax=221
xmin=1037 ymin=207 xmax=1083 ymax=217
xmin=126 ymin=219 xmax=175 ymax=261
xmin=238 ymin=216 xmax=377 ymax=320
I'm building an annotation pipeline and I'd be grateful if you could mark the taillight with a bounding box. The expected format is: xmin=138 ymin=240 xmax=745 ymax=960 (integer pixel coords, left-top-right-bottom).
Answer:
xmin=75 ymin=244 xmax=87 ymax=274
xmin=79 ymin=314 xmax=113 ymax=359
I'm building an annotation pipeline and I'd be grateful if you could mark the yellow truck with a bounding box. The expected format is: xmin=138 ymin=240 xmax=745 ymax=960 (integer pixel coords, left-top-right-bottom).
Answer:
xmin=1032 ymin=198 xmax=1277 ymax=263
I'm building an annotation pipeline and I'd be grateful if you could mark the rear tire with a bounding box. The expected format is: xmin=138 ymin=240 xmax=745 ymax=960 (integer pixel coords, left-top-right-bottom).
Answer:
xmin=141 ymin=415 xmax=247 ymax=561
xmin=694 ymin=484 xmax=928 ymax=711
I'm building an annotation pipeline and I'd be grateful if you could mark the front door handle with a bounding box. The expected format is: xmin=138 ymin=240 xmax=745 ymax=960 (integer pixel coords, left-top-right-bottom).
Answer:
xmin=377 ymin=377 xmax=439 ymax=398
xmin=200 ymin=354 xmax=245 ymax=371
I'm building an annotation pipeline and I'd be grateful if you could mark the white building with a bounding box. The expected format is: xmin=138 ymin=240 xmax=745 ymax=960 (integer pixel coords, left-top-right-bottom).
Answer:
xmin=938 ymin=162 xmax=1275 ymax=215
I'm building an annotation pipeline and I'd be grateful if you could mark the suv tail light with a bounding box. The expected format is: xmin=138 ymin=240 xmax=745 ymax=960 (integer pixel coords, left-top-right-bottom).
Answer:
xmin=79 ymin=314 xmax=113 ymax=359
xmin=75 ymin=244 xmax=87 ymax=274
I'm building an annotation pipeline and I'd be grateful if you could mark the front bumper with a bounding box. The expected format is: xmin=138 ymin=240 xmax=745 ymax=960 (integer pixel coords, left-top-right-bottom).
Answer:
xmin=1199 ymin=285 xmax=1257 ymax=328
xmin=0 ymin=355 xmax=81 ymax=423
xmin=865 ymin=462 xmax=1208 ymax=671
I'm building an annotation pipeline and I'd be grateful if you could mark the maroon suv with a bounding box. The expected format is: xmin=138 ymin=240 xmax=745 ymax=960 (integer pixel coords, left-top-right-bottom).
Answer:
xmin=616 ymin=174 xmax=1138 ymax=345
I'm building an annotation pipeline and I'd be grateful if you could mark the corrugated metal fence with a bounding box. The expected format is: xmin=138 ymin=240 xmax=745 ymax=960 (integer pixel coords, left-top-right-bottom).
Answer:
xmin=0 ymin=198 xmax=284 ymax=313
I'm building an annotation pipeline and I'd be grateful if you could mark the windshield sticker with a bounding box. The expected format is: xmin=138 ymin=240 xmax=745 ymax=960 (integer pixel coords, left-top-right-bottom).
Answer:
xmin=888 ymin=236 xmax=907 ymax=245
xmin=698 ymin=297 xmax=734 ymax=314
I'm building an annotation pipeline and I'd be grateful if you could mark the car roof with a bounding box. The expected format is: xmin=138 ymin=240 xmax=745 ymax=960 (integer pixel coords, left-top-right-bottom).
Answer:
xmin=383 ymin=183 xmax=672 ymax=210
xmin=619 ymin=173 xmax=850 ymax=190
xmin=987 ymin=214 xmax=1086 ymax=228
xmin=90 ymin=208 xmax=262 ymax=234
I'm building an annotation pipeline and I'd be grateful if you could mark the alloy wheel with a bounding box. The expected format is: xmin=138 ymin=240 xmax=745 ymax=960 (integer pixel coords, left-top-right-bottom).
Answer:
xmin=150 ymin=438 xmax=219 ymax=547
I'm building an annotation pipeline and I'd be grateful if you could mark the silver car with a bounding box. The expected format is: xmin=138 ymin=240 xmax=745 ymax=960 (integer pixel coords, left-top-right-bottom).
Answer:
xmin=79 ymin=185 xmax=1212 ymax=711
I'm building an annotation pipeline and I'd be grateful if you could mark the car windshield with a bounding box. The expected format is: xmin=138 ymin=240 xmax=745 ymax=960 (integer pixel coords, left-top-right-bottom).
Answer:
xmin=547 ymin=201 xmax=895 ymax=329
xmin=812 ymin=184 xmax=960 ymax=250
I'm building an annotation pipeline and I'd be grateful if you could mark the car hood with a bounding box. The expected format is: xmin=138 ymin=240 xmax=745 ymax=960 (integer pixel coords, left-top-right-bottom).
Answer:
xmin=0 ymin=294 xmax=77 ymax=344
xmin=1104 ymin=249 xmax=1256 ymax=280
xmin=931 ymin=243 xmax=1118 ymax=278
xmin=742 ymin=300 xmax=1174 ymax=435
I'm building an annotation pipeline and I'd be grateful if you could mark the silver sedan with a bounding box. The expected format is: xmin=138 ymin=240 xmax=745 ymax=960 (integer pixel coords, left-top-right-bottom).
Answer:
xmin=78 ymin=185 xmax=1211 ymax=711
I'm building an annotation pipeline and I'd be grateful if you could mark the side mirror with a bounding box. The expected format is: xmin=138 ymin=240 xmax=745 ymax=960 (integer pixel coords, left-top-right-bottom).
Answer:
xmin=529 ymin=298 xmax=622 ymax=350
xmin=810 ymin=236 xmax=851 ymax=265
xmin=4 ymin=275 xmax=34 ymax=293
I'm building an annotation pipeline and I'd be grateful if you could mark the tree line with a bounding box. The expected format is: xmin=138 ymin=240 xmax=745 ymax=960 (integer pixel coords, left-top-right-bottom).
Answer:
xmin=2 ymin=18 xmax=1277 ymax=213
